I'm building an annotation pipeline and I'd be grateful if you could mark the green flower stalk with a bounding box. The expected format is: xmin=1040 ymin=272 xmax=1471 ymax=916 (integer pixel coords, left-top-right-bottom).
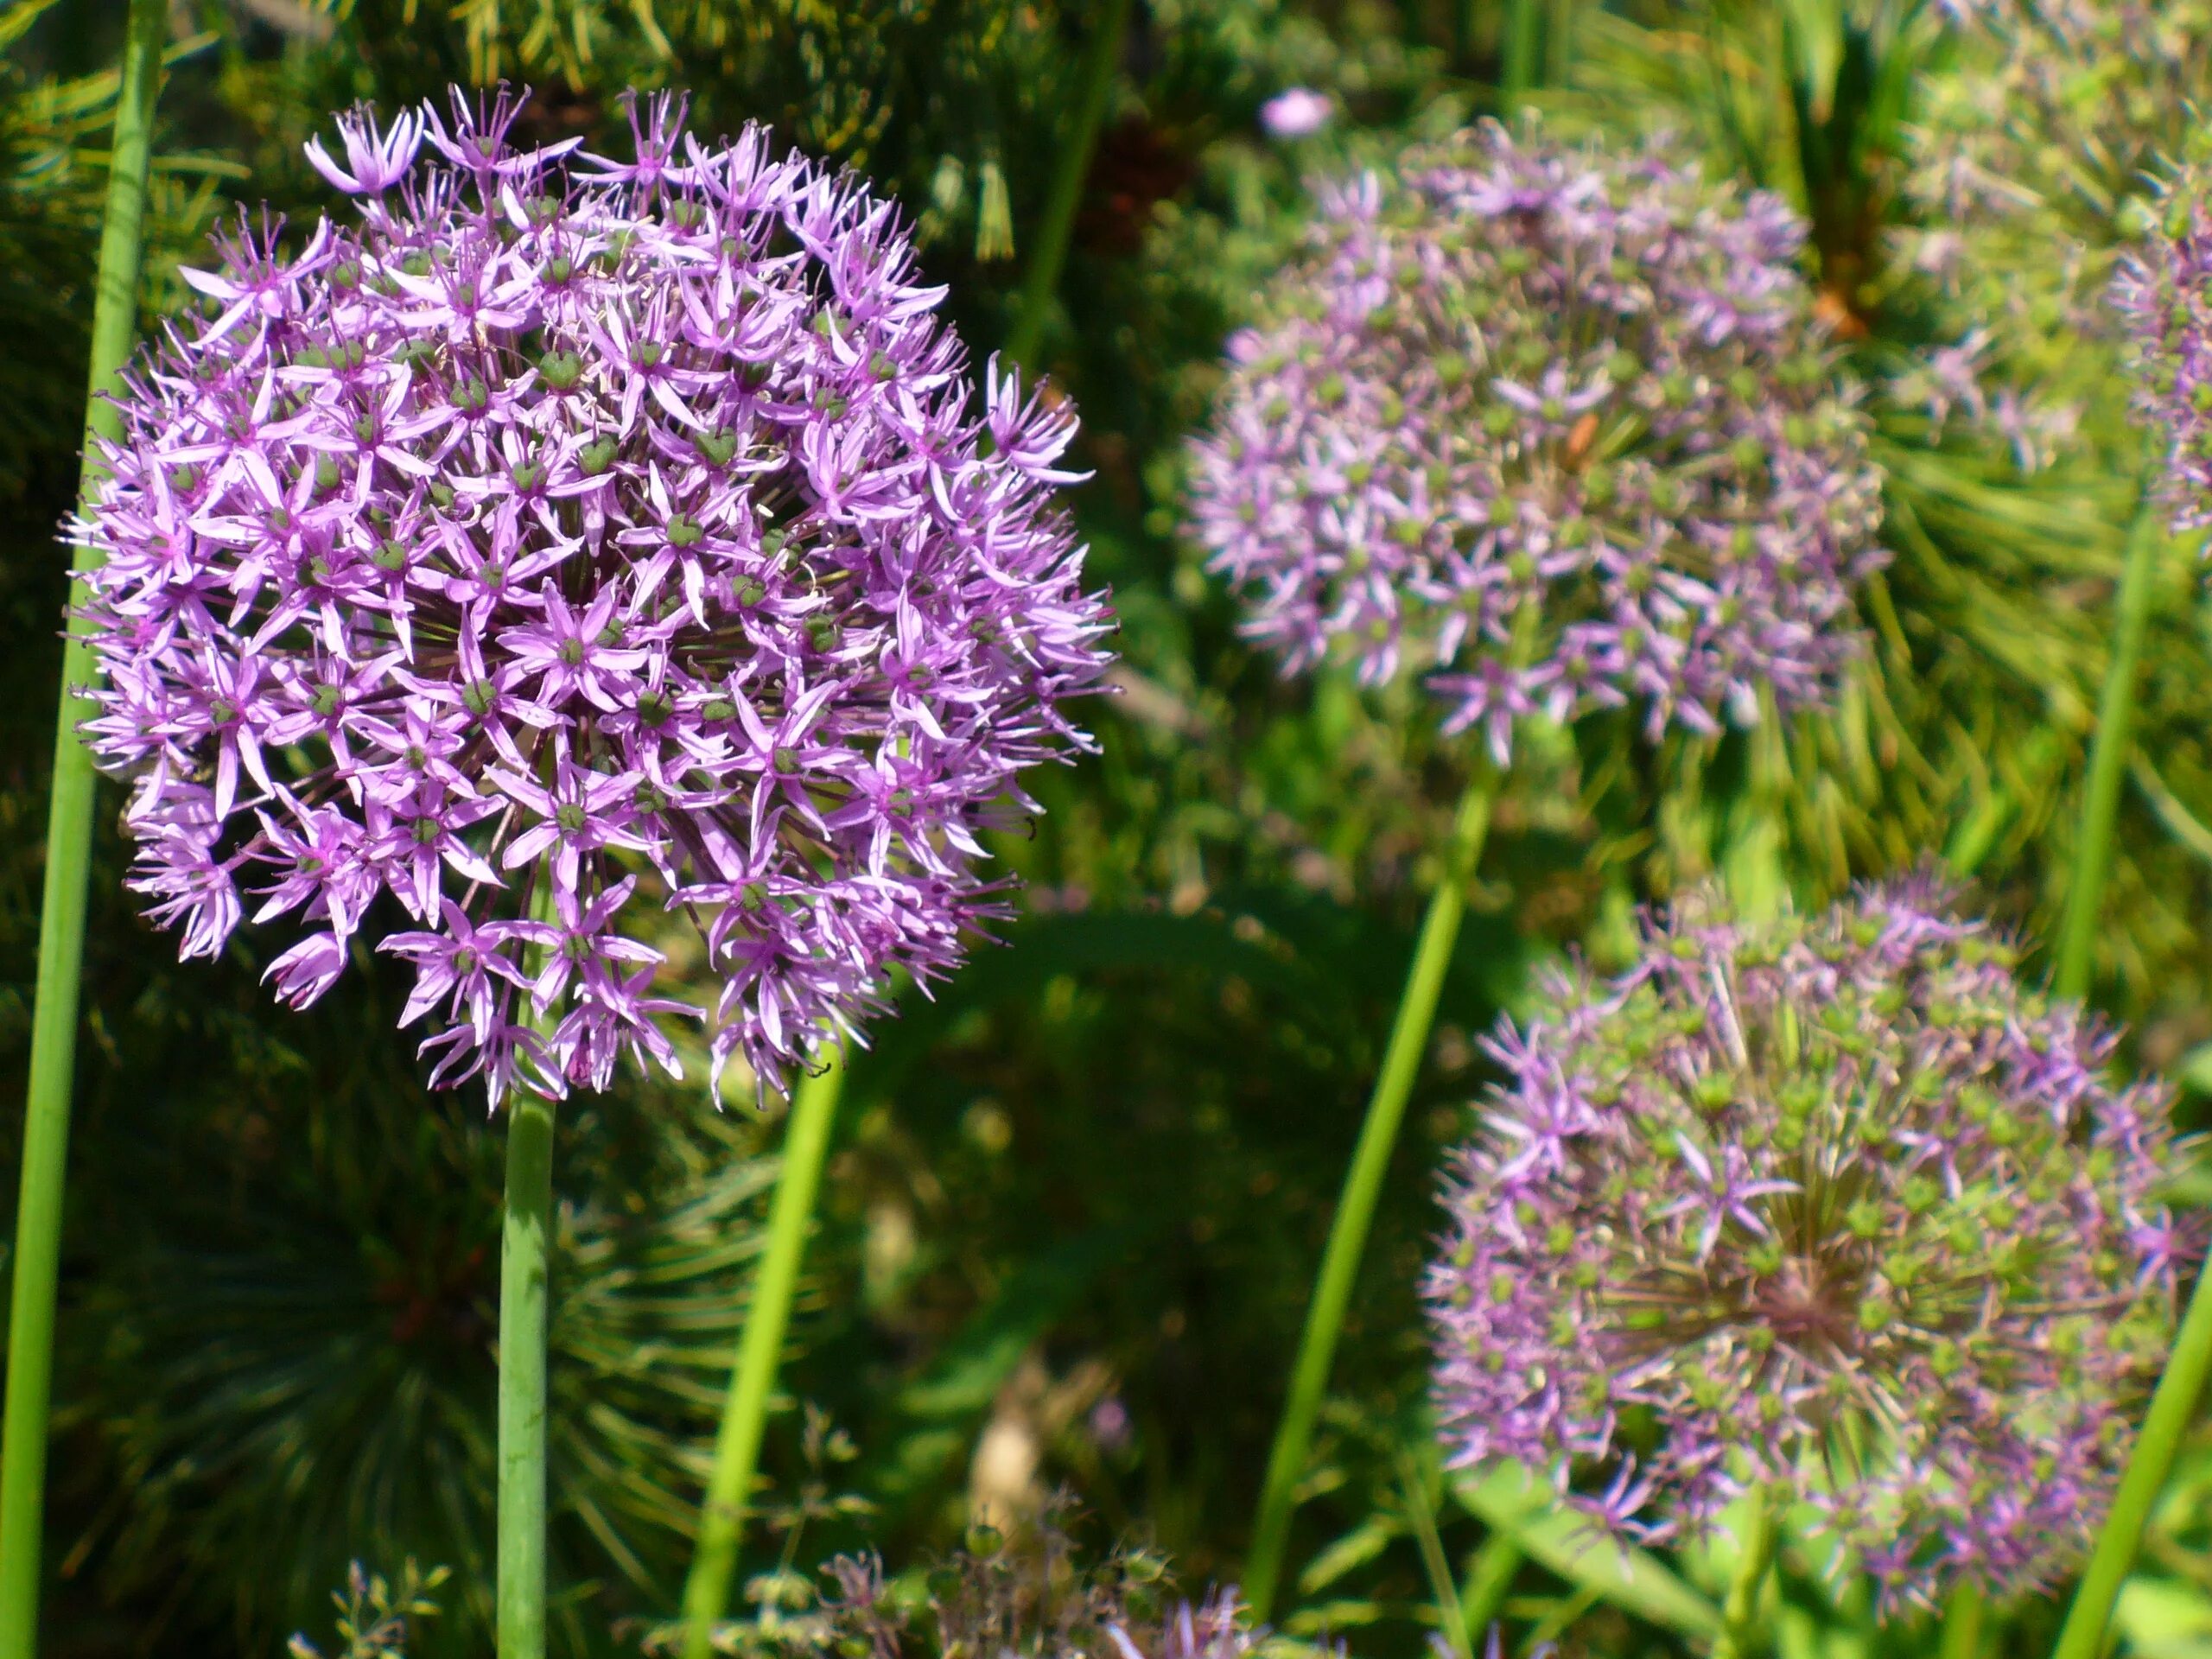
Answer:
xmin=1001 ymin=0 xmax=1133 ymax=374
xmin=498 ymin=874 xmax=560 ymax=1659
xmin=2052 ymin=495 xmax=2165 ymax=1002
xmin=0 ymin=0 xmax=167 ymax=1646
xmin=1501 ymin=0 xmax=1545 ymax=106
xmin=1243 ymin=768 xmax=1496 ymax=1617
xmin=680 ymin=1053 xmax=845 ymax=1659
xmin=1710 ymin=1493 xmax=1778 ymax=1659
xmin=2050 ymin=1268 xmax=2212 ymax=1659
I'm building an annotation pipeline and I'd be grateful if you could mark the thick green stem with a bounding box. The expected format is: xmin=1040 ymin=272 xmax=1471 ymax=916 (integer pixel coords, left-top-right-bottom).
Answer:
xmin=1501 ymin=0 xmax=1544 ymax=107
xmin=999 ymin=0 xmax=1132 ymax=376
xmin=1723 ymin=695 xmax=1790 ymax=925
xmin=1710 ymin=1491 xmax=1778 ymax=1659
xmin=1544 ymin=0 xmax=1577 ymax=87
xmin=1450 ymin=0 xmax=1481 ymax=73
xmin=1243 ymin=766 xmax=1498 ymax=1620
xmin=0 ymin=1 xmax=166 ymax=1647
xmin=2054 ymin=499 xmax=2164 ymax=1003
xmin=1938 ymin=1582 xmax=1985 ymax=1659
xmin=497 ymin=1078 xmax=557 ymax=1659
xmin=497 ymin=877 xmax=562 ymax=1659
xmin=2050 ymin=1255 xmax=2212 ymax=1659
xmin=679 ymin=1052 xmax=846 ymax=1659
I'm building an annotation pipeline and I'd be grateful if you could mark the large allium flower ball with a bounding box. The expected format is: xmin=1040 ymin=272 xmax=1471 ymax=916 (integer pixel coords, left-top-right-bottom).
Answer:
xmin=75 ymin=89 xmax=1113 ymax=1107
xmin=1185 ymin=122 xmax=1884 ymax=762
xmin=1424 ymin=881 xmax=2193 ymax=1609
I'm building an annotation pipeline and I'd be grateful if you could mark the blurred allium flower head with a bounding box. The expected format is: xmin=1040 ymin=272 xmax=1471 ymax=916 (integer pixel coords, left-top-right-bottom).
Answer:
xmin=1186 ymin=121 xmax=1884 ymax=762
xmin=1904 ymin=0 xmax=2210 ymax=402
xmin=75 ymin=87 xmax=1114 ymax=1107
xmin=2114 ymin=149 xmax=2212 ymax=534
xmin=1924 ymin=0 xmax=2212 ymax=228
xmin=1879 ymin=1 xmax=2175 ymax=482
xmin=1425 ymin=880 xmax=2194 ymax=1609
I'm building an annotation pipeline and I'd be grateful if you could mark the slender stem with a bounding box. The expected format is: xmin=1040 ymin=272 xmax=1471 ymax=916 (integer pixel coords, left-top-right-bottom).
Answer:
xmin=999 ymin=0 xmax=1132 ymax=376
xmin=1723 ymin=695 xmax=1789 ymax=925
xmin=497 ymin=878 xmax=562 ymax=1659
xmin=679 ymin=1052 xmax=847 ymax=1659
xmin=1545 ymin=0 xmax=1578 ymax=86
xmin=1938 ymin=1583 xmax=1986 ymax=1659
xmin=2054 ymin=498 xmax=2164 ymax=1002
xmin=2050 ymin=1256 xmax=2212 ymax=1659
xmin=1710 ymin=1491 xmax=1778 ymax=1659
xmin=1450 ymin=0 xmax=1480 ymax=74
xmin=1243 ymin=766 xmax=1499 ymax=1620
xmin=1500 ymin=0 xmax=1544 ymax=108
xmin=1457 ymin=1531 xmax=1523 ymax=1653
xmin=1397 ymin=1447 xmax=1472 ymax=1659
xmin=0 ymin=2 xmax=166 ymax=1648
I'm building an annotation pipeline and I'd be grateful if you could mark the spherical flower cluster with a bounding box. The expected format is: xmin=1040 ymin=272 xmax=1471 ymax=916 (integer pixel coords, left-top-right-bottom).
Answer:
xmin=1424 ymin=880 xmax=2192 ymax=1609
xmin=1186 ymin=122 xmax=1884 ymax=762
xmin=2114 ymin=157 xmax=2212 ymax=535
xmin=75 ymin=89 xmax=1113 ymax=1107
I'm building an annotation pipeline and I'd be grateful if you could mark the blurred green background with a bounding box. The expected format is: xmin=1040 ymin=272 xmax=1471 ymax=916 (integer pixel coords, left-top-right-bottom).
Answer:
xmin=9 ymin=0 xmax=2212 ymax=1653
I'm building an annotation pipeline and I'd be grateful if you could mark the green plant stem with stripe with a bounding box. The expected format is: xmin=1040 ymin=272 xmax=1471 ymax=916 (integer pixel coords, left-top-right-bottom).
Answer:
xmin=495 ymin=874 xmax=564 ymax=1659
xmin=1243 ymin=762 xmax=1499 ymax=1619
xmin=2052 ymin=494 xmax=2166 ymax=1002
xmin=679 ymin=1053 xmax=847 ymax=1659
xmin=0 ymin=0 xmax=168 ymax=1646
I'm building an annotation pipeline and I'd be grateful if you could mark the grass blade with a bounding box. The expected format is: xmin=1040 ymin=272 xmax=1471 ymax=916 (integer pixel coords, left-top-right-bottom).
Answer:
xmin=2053 ymin=495 xmax=2166 ymax=1001
xmin=1453 ymin=1464 xmax=1720 ymax=1641
xmin=1244 ymin=766 xmax=1498 ymax=1619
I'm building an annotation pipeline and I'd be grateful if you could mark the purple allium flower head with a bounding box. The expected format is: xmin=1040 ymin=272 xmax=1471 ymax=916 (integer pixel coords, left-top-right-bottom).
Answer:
xmin=1258 ymin=89 xmax=1334 ymax=142
xmin=1929 ymin=0 xmax=2212 ymax=227
xmin=1186 ymin=122 xmax=1885 ymax=763
xmin=74 ymin=87 xmax=1115 ymax=1109
xmin=1424 ymin=879 xmax=2194 ymax=1611
xmin=2115 ymin=155 xmax=2212 ymax=535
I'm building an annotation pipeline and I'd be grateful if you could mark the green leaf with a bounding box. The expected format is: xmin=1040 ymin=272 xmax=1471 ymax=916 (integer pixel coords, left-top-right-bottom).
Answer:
xmin=2115 ymin=1576 xmax=2212 ymax=1657
xmin=1297 ymin=1511 xmax=1403 ymax=1597
xmin=1452 ymin=1464 xmax=1720 ymax=1640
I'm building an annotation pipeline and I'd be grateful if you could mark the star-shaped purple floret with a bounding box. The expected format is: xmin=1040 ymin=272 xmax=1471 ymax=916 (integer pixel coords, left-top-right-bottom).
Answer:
xmin=76 ymin=86 xmax=1115 ymax=1107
